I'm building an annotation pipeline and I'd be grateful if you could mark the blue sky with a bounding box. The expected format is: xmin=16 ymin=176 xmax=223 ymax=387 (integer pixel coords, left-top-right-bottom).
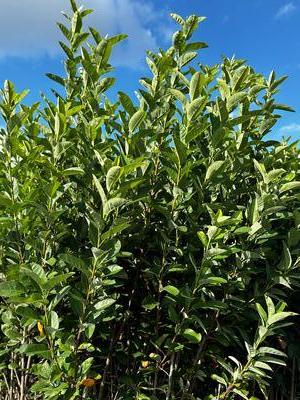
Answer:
xmin=0 ymin=0 xmax=299 ymax=140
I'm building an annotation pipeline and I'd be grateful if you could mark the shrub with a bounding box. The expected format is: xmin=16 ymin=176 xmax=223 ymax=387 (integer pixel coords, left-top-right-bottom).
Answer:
xmin=0 ymin=1 xmax=299 ymax=399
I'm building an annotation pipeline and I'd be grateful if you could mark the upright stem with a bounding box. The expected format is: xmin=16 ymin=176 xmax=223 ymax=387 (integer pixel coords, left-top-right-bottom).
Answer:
xmin=9 ymin=353 xmax=13 ymax=400
xmin=98 ymin=335 xmax=115 ymax=400
xmin=166 ymin=353 xmax=175 ymax=400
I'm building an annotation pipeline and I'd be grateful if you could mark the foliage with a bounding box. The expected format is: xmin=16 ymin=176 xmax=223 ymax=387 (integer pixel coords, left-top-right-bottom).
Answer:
xmin=0 ymin=1 xmax=299 ymax=399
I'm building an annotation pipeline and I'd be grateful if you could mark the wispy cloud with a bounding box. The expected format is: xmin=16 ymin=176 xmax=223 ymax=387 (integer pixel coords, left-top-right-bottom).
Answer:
xmin=279 ymin=123 xmax=300 ymax=133
xmin=0 ymin=0 xmax=167 ymax=69
xmin=275 ymin=2 xmax=296 ymax=19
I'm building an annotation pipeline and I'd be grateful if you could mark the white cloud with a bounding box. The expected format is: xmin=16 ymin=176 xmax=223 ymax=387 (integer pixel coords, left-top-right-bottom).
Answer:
xmin=275 ymin=2 xmax=296 ymax=19
xmin=0 ymin=0 xmax=166 ymax=68
xmin=279 ymin=123 xmax=300 ymax=133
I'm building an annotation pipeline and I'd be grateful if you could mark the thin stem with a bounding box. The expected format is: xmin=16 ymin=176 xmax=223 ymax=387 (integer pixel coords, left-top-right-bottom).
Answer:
xmin=290 ymin=357 xmax=296 ymax=400
xmin=98 ymin=334 xmax=115 ymax=400
xmin=166 ymin=353 xmax=175 ymax=400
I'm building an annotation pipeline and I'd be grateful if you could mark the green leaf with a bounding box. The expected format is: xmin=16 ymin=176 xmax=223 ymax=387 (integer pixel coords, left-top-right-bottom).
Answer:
xmin=268 ymin=311 xmax=296 ymax=326
xmin=59 ymin=41 xmax=74 ymax=59
xmin=20 ymin=268 xmax=44 ymax=290
xmin=198 ymin=277 xmax=227 ymax=286
xmin=142 ymin=296 xmax=158 ymax=310
xmin=227 ymin=92 xmax=247 ymax=110
xmin=259 ymin=356 xmax=286 ymax=366
xmin=197 ymin=231 xmax=208 ymax=247
xmin=106 ymin=166 xmax=122 ymax=192
xmin=163 ymin=285 xmax=180 ymax=296
xmin=279 ymin=181 xmax=300 ymax=194
xmin=85 ymin=324 xmax=95 ymax=339
xmin=253 ymin=361 xmax=273 ymax=371
xmin=70 ymin=0 xmax=78 ymax=12
xmin=81 ymin=357 xmax=94 ymax=375
xmin=265 ymin=296 xmax=275 ymax=317
xmin=267 ymin=168 xmax=285 ymax=182
xmin=103 ymin=198 xmax=127 ymax=218
xmin=169 ymin=88 xmax=187 ymax=105
xmin=232 ymin=389 xmax=249 ymax=400
xmin=118 ymin=91 xmax=136 ymax=116
xmin=46 ymin=73 xmax=65 ymax=86
xmin=253 ymin=159 xmax=267 ymax=183
xmin=174 ymin=136 xmax=187 ymax=166
xmin=62 ymin=167 xmax=85 ymax=176
xmin=189 ymin=72 xmax=206 ymax=101
xmin=57 ymin=23 xmax=71 ymax=40
xmin=109 ymin=34 xmax=128 ymax=46
xmin=179 ymin=51 xmax=197 ymax=68
xmin=249 ymin=84 xmax=266 ymax=96
xmin=256 ymin=303 xmax=268 ymax=325
xmin=187 ymin=96 xmax=207 ymax=120
xmin=94 ymin=298 xmax=116 ymax=311
xmin=249 ymin=221 xmax=262 ymax=236
xmin=185 ymin=42 xmax=208 ymax=52
xmin=184 ymin=121 xmax=208 ymax=143
xmin=248 ymin=194 xmax=261 ymax=225
xmin=16 ymin=306 xmax=40 ymax=321
xmin=101 ymin=222 xmax=131 ymax=242
xmin=60 ymin=254 xmax=89 ymax=276
xmin=273 ymin=103 xmax=295 ymax=112
xmin=129 ymin=109 xmax=146 ymax=132
xmin=260 ymin=118 xmax=276 ymax=135
xmin=50 ymin=311 xmax=59 ymax=330
xmin=278 ymin=242 xmax=292 ymax=271
xmin=205 ymin=248 xmax=228 ymax=260
xmin=211 ymin=374 xmax=227 ymax=386
xmin=258 ymin=347 xmax=287 ymax=358
xmin=93 ymin=174 xmax=107 ymax=206
xmin=270 ymin=75 xmax=288 ymax=91
xmin=230 ymin=115 xmax=252 ymax=126
xmin=205 ymin=160 xmax=225 ymax=182
xmin=233 ymin=67 xmax=249 ymax=91
xmin=18 ymin=344 xmax=51 ymax=358
xmin=71 ymin=11 xmax=82 ymax=35
xmin=182 ymin=328 xmax=202 ymax=343
xmin=0 ymin=281 xmax=25 ymax=297
xmin=44 ymin=273 xmax=73 ymax=291
xmin=170 ymin=13 xmax=185 ymax=26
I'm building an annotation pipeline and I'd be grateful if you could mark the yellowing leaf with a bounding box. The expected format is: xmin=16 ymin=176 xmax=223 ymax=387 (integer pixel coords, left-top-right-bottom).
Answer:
xmin=81 ymin=378 xmax=96 ymax=388
xmin=141 ymin=360 xmax=150 ymax=368
xmin=37 ymin=321 xmax=44 ymax=336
